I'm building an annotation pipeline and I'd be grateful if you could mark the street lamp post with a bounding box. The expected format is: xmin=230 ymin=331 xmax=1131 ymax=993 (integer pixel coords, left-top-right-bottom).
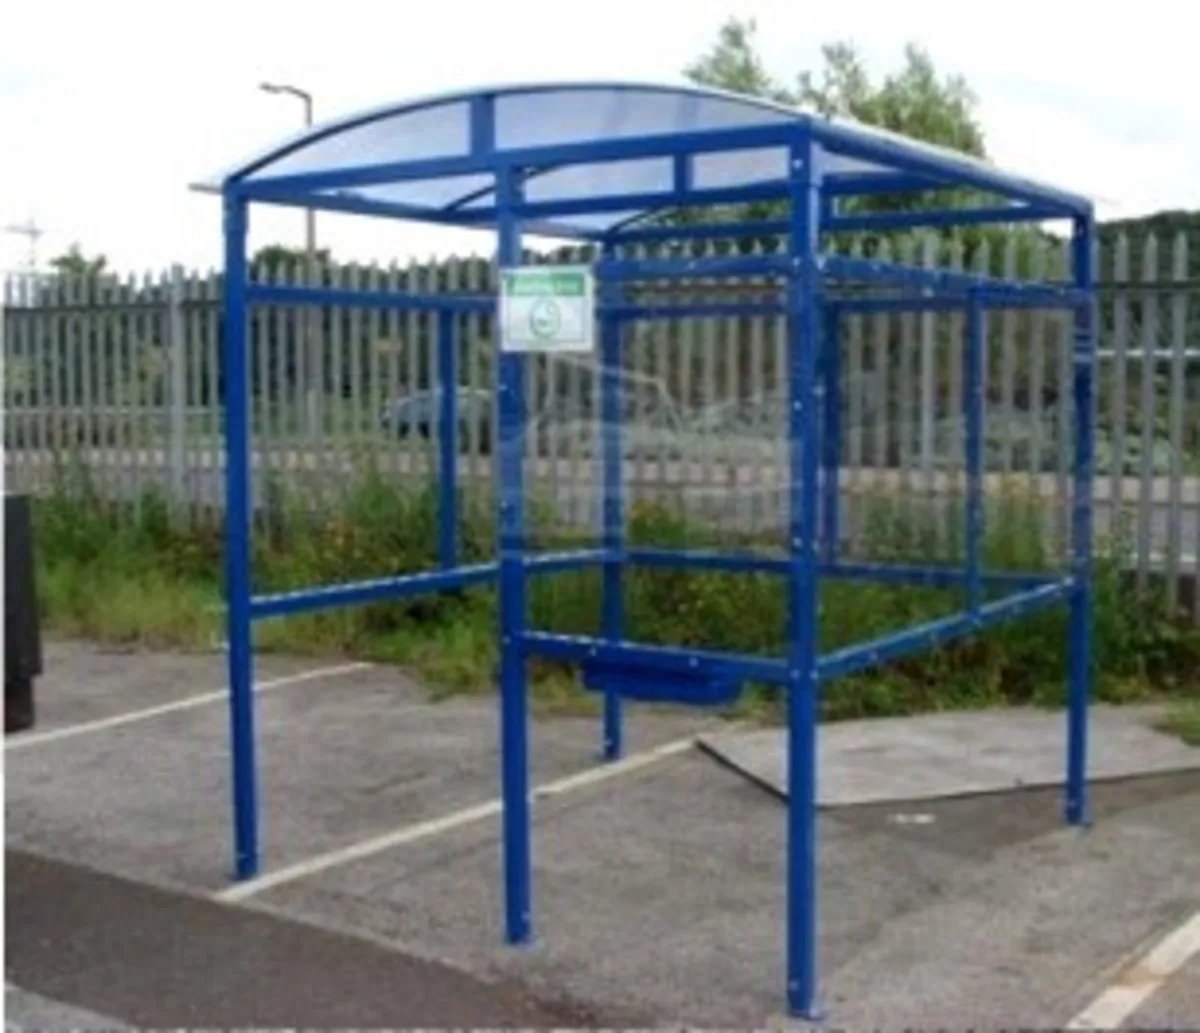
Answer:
xmin=260 ymin=81 xmax=320 ymax=439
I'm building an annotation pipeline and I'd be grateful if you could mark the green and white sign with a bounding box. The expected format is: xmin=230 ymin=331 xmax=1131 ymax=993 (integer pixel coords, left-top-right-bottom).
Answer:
xmin=499 ymin=265 xmax=594 ymax=354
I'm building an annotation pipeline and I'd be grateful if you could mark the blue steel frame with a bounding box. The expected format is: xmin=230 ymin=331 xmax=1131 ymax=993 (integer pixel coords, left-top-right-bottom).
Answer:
xmin=215 ymin=85 xmax=1095 ymax=1021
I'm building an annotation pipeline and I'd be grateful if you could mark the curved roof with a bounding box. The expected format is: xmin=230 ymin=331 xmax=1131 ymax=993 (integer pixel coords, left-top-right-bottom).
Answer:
xmin=196 ymin=80 xmax=1091 ymax=237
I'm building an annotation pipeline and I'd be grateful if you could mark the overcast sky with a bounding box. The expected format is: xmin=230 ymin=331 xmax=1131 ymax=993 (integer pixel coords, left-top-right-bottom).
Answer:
xmin=2 ymin=0 xmax=1196 ymax=276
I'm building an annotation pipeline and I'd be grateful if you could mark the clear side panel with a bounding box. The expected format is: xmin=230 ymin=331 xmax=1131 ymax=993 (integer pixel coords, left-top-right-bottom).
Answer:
xmin=518 ymin=254 xmax=794 ymax=694
xmin=517 ymin=235 xmax=1092 ymax=714
xmin=826 ymin=236 xmax=1076 ymax=579
xmin=233 ymin=249 xmax=499 ymax=591
xmin=815 ymin=234 xmax=1087 ymax=703
xmin=512 ymin=286 xmax=602 ymax=643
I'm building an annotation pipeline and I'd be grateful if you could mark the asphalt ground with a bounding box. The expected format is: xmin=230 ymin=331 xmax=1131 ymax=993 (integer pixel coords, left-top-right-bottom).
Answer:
xmin=5 ymin=849 xmax=610 ymax=1028
xmin=5 ymin=639 xmax=1198 ymax=1028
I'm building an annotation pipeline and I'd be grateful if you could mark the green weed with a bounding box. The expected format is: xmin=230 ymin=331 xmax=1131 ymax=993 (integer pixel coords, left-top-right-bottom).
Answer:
xmin=29 ymin=464 xmax=1200 ymax=722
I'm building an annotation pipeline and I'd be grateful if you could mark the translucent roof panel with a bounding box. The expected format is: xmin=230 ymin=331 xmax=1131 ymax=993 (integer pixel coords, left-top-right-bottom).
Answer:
xmin=692 ymin=146 xmax=788 ymax=190
xmin=196 ymin=81 xmax=1092 ymax=232
xmin=527 ymin=210 xmax=649 ymax=234
xmin=691 ymin=145 xmax=886 ymax=188
xmin=242 ymin=100 xmax=470 ymax=181
xmin=491 ymin=86 xmax=790 ymax=150
xmin=343 ymin=173 xmax=494 ymax=210
xmin=469 ymin=156 xmax=674 ymax=209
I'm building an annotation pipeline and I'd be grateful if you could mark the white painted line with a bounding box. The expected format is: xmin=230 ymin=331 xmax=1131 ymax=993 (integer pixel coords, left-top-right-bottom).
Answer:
xmin=215 ymin=734 xmax=697 ymax=902
xmin=1066 ymin=909 xmax=1200 ymax=1030
xmin=4 ymin=662 xmax=373 ymax=751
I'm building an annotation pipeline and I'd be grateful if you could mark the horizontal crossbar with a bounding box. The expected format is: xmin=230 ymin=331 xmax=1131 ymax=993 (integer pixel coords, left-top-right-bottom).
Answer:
xmin=250 ymin=549 xmax=1061 ymax=620
xmin=241 ymin=262 xmax=1084 ymax=323
xmin=249 ymin=550 xmax=604 ymax=619
xmin=832 ymin=293 xmax=1085 ymax=315
xmin=595 ymin=254 xmax=792 ymax=281
xmin=816 ymin=578 xmax=1075 ymax=681
xmin=624 ymin=548 xmax=1057 ymax=589
xmin=522 ymin=579 xmax=1073 ymax=688
xmin=812 ymin=120 xmax=1088 ymax=214
xmin=607 ymin=202 xmax=1064 ymax=245
xmin=519 ymin=631 xmax=790 ymax=686
xmin=242 ymin=282 xmax=1078 ymax=322
xmin=251 ymin=563 xmax=496 ymax=619
xmin=246 ymin=283 xmax=494 ymax=314
xmin=829 ymin=201 xmax=1067 ymax=233
xmin=605 ymin=300 xmax=787 ymax=320
xmin=823 ymin=254 xmax=1087 ymax=307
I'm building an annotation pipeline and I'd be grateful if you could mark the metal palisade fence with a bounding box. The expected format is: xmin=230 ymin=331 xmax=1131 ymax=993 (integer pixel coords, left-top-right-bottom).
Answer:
xmin=3 ymin=228 xmax=1198 ymax=619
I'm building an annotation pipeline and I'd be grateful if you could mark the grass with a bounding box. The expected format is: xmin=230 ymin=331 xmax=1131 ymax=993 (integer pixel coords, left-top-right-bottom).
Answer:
xmin=1158 ymin=702 xmax=1200 ymax=746
xmin=29 ymin=459 xmax=1200 ymax=724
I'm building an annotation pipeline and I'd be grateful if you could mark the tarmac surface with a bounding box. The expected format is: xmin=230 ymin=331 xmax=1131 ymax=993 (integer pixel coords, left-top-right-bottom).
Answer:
xmin=5 ymin=638 xmax=1199 ymax=1028
xmin=5 ymin=985 xmax=127 ymax=1033
xmin=1128 ymin=955 xmax=1200 ymax=1029
xmin=5 ymin=850 xmax=602 ymax=1028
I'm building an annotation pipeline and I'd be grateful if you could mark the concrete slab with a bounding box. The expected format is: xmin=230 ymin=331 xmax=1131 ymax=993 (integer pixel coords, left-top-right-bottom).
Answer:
xmin=247 ymin=754 xmax=1200 ymax=1027
xmin=697 ymin=705 xmax=1200 ymax=806
xmin=5 ymin=649 xmax=709 ymax=894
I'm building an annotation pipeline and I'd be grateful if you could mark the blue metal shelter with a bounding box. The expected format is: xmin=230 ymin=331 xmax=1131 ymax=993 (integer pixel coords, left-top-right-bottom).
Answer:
xmin=198 ymin=81 xmax=1096 ymax=1020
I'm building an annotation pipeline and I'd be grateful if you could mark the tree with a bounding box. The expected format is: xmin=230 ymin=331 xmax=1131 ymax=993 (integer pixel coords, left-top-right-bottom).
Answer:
xmin=49 ymin=244 xmax=107 ymax=277
xmin=793 ymin=42 xmax=986 ymax=160
xmin=677 ymin=18 xmax=1032 ymax=265
xmin=684 ymin=19 xmax=987 ymax=165
xmin=682 ymin=18 xmax=797 ymax=106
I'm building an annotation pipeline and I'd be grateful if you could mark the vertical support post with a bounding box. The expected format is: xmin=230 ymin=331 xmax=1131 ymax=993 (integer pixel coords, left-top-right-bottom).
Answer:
xmin=168 ymin=263 xmax=187 ymax=516
xmin=819 ymin=301 xmax=841 ymax=565
xmin=1066 ymin=211 xmax=1095 ymax=826
xmin=785 ymin=132 xmax=824 ymax=1022
xmin=964 ymin=293 xmax=984 ymax=616
xmin=437 ymin=308 xmax=458 ymax=570
xmin=496 ymin=162 xmax=532 ymax=944
xmin=221 ymin=191 xmax=259 ymax=880
xmin=599 ymin=240 xmax=624 ymax=761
